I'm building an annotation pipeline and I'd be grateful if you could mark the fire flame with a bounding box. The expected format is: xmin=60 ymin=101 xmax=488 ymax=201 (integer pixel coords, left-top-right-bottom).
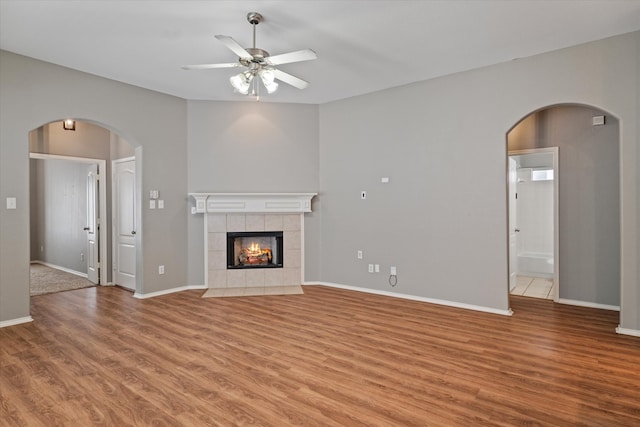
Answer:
xmin=249 ymin=242 xmax=261 ymax=253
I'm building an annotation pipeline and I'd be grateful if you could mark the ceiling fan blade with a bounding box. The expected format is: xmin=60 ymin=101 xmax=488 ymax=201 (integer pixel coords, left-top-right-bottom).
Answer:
xmin=272 ymin=69 xmax=310 ymax=90
xmin=181 ymin=63 xmax=241 ymax=70
xmin=214 ymin=35 xmax=253 ymax=59
xmin=267 ymin=49 xmax=317 ymax=66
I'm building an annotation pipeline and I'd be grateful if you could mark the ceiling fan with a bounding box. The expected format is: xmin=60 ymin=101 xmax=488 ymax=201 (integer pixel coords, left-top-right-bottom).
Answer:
xmin=182 ymin=12 xmax=317 ymax=96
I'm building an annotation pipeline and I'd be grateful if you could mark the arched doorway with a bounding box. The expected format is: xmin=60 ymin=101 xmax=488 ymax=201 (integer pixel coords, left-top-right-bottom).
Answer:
xmin=28 ymin=119 xmax=137 ymax=295
xmin=506 ymin=104 xmax=621 ymax=313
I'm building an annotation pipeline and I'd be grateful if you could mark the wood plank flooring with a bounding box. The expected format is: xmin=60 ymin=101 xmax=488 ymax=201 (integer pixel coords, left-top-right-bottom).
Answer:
xmin=1 ymin=285 xmax=639 ymax=426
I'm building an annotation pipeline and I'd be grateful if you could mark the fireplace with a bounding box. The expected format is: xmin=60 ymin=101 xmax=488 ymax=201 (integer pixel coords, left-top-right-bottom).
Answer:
xmin=188 ymin=193 xmax=316 ymax=291
xmin=227 ymin=231 xmax=283 ymax=269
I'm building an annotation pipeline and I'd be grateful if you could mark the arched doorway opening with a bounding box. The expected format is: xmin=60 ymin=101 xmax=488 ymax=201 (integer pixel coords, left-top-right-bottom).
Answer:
xmin=506 ymin=104 xmax=621 ymax=314
xmin=28 ymin=119 xmax=138 ymax=295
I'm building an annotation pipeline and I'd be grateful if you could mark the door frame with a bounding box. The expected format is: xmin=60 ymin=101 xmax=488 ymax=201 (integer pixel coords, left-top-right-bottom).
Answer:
xmin=111 ymin=156 xmax=137 ymax=291
xmin=29 ymin=153 xmax=108 ymax=286
xmin=507 ymin=147 xmax=559 ymax=302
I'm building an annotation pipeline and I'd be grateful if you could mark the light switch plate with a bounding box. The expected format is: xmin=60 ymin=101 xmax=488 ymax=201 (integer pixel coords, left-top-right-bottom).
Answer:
xmin=6 ymin=197 xmax=16 ymax=210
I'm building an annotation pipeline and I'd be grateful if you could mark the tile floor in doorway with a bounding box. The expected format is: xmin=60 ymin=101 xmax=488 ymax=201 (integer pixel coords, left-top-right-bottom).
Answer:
xmin=510 ymin=275 xmax=554 ymax=300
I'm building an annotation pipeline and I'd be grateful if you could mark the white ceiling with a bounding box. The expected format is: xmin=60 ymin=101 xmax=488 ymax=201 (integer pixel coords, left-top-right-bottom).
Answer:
xmin=1 ymin=1 xmax=639 ymax=104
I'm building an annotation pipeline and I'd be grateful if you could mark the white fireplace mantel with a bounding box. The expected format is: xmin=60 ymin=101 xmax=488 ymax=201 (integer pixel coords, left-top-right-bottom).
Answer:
xmin=189 ymin=193 xmax=317 ymax=214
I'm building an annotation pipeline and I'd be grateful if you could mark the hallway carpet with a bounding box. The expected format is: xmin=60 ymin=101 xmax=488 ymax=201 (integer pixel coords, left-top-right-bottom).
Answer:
xmin=29 ymin=263 xmax=94 ymax=296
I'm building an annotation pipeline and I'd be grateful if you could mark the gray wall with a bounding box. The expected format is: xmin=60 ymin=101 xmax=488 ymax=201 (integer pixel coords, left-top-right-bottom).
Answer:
xmin=30 ymin=159 xmax=89 ymax=274
xmin=318 ymin=31 xmax=638 ymax=323
xmin=1 ymin=50 xmax=188 ymax=323
xmin=509 ymin=106 xmax=620 ymax=306
xmin=186 ymin=100 xmax=320 ymax=287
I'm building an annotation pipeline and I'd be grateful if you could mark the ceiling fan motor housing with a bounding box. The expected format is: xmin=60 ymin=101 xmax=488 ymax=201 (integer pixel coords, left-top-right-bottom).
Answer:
xmin=247 ymin=12 xmax=263 ymax=25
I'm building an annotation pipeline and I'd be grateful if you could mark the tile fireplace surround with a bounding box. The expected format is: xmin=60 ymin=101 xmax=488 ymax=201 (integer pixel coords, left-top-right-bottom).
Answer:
xmin=190 ymin=193 xmax=316 ymax=292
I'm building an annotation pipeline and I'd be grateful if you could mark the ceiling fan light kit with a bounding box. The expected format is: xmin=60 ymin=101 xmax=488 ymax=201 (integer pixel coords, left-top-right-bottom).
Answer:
xmin=182 ymin=12 xmax=317 ymax=98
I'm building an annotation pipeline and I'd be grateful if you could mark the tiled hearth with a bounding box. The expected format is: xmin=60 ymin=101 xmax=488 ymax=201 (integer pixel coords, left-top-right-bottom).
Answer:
xmin=190 ymin=193 xmax=316 ymax=296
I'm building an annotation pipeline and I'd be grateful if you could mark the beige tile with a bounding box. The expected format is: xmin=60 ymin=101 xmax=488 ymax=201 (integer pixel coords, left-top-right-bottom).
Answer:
xmin=207 ymin=214 xmax=227 ymax=232
xmin=283 ymin=268 xmax=301 ymax=286
xmin=246 ymin=215 xmax=265 ymax=231
xmin=264 ymin=269 xmax=284 ymax=286
xmin=265 ymin=215 xmax=283 ymax=231
xmin=285 ymin=250 xmax=301 ymax=268
xmin=226 ymin=270 xmax=246 ymax=288
xmin=244 ymin=287 xmax=265 ymax=296
xmin=245 ymin=269 xmax=265 ymax=287
xmin=223 ymin=287 xmax=245 ymax=297
xmin=284 ymin=231 xmax=301 ymax=250
xmin=283 ymin=214 xmax=301 ymax=231
xmin=510 ymin=284 xmax=527 ymax=296
xmin=208 ymin=250 xmax=227 ymax=270
xmin=208 ymin=232 xmax=226 ymax=251
xmin=208 ymin=269 xmax=227 ymax=288
xmin=226 ymin=215 xmax=246 ymax=231
xmin=282 ymin=285 xmax=304 ymax=295
xmin=263 ymin=286 xmax=284 ymax=295
xmin=516 ymin=276 xmax=534 ymax=288
xmin=201 ymin=288 xmax=226 ymax=298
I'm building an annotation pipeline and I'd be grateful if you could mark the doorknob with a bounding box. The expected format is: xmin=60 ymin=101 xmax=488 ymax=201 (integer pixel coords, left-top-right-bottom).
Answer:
xmin=131 ymin=230 xmax=136 ymax=235
xmin=83 ymin=227 xmax=90 ymax=231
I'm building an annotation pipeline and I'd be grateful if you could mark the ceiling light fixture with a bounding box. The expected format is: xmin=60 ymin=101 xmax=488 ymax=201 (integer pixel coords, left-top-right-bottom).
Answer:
xmin=182 ymin=12 xmax=316 ymax=98
xmin=63 ymin=119 xmax=76 ymax=131
xmin=229 ymin=71 xmax=254 ymax=95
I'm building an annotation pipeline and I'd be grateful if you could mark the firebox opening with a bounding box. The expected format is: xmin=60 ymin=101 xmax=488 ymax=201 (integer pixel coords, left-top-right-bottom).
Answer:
xmin=227 ymin=231 xmax=284 ymax=269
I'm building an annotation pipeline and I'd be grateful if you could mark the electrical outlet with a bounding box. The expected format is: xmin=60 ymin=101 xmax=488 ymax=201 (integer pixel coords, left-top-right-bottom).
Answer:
xmin=357 ymin=250 xmax=363 ymax=259
xmin=158 ymin=265 xmax=165 ymax=274
xmin=374 ymin=264 xmax=380 ymax=273
xmin=368 ymin=264 xmax=374 ymax=273
xmin=158 ymin=200 xmax=164 ymax=209
xmin=390 ymin=266 xmax=397 ymax=275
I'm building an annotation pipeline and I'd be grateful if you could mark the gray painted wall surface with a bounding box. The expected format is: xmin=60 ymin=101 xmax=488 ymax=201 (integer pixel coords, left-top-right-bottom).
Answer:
xmin=186 ymin=101 xmax=320 ymax=287
xmin=30 ymin=159 xmax=89 ymax=274
xmin=1 ymin=50 xmax=188 ymax=323
xmin=509 ymin=106 xmax=620 ymax=306
xmin=318 ymin=32 xmax=638 ymax=323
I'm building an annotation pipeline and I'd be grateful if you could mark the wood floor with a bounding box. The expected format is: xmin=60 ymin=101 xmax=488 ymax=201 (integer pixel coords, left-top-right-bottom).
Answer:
xmin=1 ymin=285 xmax=639 ymax=426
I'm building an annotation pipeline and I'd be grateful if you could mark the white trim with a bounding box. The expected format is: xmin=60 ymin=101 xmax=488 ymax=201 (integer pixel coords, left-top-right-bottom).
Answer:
xmin=31 ymin=260 xmax=88 ymax=279
xmin=304 ymin=282 xmax=514 ymax=316
xmin=133 ymin=284 xmax=206 ymax=299
xmin=29 ymin=153 xmax=109 ymax=286
xmin=0 ymin=316 xmax=33 ymax=328
xmin=616 ymin=326 xmax=640 ymax=337
xmin=557 ymin=298 xmax=620 ymax=311
xmin=189 ymin=193 xmax=317 ymax=214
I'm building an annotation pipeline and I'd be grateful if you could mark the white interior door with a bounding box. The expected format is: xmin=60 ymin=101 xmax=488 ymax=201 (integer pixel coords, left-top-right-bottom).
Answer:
xmin=86 ymin=164 xmax=99 ymax=284
xmin=508 ymin=157 xmax=518 ymax=291
xmin=113 ymin=159 xmax=136 ymax=290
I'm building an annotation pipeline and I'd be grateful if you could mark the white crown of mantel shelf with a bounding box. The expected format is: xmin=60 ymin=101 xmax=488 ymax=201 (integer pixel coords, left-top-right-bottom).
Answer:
xmin=189 ymin=193 xmax=317 ymax=214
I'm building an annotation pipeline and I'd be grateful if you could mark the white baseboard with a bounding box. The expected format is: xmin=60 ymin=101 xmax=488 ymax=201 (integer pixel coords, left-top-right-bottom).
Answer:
xmin=0 ymin=316 xmax=34 ymax=328
xmin=557 ymin=298 xmax=620 ymax=311
xmin=304 ymin=282 xmax=513 ymax=316
xmin=616 ymin=326 xmax=640 ymax=337
xmin=31 ymin=260 xmax=88 ymax=279
xmin=133 ymin=284 xmax=207 ymax=299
